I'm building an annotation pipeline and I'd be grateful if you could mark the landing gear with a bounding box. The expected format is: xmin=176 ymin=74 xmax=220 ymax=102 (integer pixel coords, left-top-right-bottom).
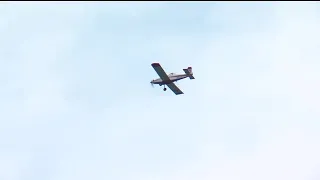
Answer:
xmin=162 ymin=84 xmax=167 ymax=91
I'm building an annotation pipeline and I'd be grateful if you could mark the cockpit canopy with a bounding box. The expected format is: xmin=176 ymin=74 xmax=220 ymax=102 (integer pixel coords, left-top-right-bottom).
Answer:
xmin=169 ymin=73 xmax=176 ymax=75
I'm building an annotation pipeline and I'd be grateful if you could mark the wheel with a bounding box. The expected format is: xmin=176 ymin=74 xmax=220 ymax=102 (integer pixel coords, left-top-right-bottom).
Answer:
xmin=164 ymin=88 xmax=167 ymax=91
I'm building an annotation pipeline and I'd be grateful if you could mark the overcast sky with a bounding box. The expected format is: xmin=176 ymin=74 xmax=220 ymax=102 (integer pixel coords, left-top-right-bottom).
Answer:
xmin=1 ymin=2 xmax=320 ymax=180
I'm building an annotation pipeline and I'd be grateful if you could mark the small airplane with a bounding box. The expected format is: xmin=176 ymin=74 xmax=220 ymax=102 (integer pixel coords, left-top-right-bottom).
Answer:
xmin=150 ymin=63 xmax=195 ymax=95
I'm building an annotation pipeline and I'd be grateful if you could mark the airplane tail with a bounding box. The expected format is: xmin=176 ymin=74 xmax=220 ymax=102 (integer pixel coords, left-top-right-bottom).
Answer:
xmin=183 ymin=67 xmax=195 ymax=79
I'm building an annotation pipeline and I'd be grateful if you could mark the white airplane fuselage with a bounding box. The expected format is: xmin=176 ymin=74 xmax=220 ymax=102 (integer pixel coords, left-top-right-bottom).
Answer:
xmin=150 ymin=73 xmax=189 ymax=86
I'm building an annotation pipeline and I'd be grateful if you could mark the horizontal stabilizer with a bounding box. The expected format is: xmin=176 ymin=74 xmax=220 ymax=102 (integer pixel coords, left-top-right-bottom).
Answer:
xmin=183 ymin=67 xmax=195 ymax=79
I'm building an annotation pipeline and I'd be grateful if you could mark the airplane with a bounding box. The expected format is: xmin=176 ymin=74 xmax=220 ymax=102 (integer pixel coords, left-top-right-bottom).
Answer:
xmin=150 ymin=63 xmax=195 ymax=95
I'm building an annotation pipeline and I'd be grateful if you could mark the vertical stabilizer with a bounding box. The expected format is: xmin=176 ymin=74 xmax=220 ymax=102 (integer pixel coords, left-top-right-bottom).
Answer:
xmin=183 ymin=67 xmax=195 ymax=79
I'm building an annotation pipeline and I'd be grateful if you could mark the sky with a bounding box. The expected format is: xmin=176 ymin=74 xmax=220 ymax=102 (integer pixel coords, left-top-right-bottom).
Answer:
xmin=1 ymin=1 xmax=320 ymax=180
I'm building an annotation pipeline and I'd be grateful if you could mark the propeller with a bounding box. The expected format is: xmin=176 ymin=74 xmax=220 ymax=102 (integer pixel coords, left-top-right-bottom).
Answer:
xmin=150 ymin=81 xmax=154 ymax=88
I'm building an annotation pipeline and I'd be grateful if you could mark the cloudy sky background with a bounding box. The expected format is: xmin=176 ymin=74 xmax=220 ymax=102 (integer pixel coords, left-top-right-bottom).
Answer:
xmin=1 ymin=2 xmax=320 ymax=180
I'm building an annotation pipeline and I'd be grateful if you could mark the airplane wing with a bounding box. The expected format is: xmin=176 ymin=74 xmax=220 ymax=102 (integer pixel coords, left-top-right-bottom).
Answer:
xmin=167 ymin=82 xmax=184 ymax=95
xmin=151 ymin=63 xmax=170 ymax=81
